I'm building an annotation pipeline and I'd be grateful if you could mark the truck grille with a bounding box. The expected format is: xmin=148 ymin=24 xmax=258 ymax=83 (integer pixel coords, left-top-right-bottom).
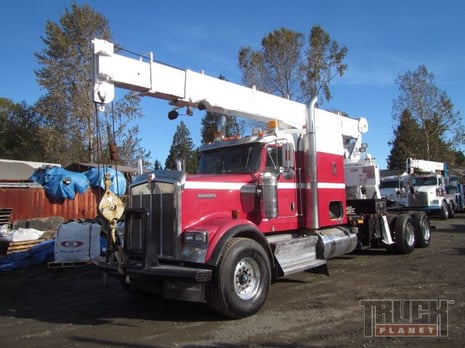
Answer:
xmin=409 ymin=192 xmax=428 ymax=207
xmin=125 ymin=181 xmax=178 ymax=263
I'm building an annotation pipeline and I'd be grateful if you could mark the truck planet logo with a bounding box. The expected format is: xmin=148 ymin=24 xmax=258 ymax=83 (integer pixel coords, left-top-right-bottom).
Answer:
xmin=360 ymin=299 xmax=454 ymax=337
xmin=60 ymin=240 xmax=84 ymax=248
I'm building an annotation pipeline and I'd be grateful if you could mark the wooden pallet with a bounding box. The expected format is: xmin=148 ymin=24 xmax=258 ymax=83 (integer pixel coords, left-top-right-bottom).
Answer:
xmin=5 ymin=239 xmax=45 ymax=254
xmin=47 ymin=260 xmax=94 ymax=268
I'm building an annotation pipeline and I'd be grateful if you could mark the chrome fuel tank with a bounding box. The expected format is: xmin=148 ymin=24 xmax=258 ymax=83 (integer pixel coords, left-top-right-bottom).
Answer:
xmin=316 ymin=227 xmax=358 ymax=259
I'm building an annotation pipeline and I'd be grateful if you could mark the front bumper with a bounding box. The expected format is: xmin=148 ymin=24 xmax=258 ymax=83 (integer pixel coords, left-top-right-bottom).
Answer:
xmin=98 ymin=261 xmax=212 ymax=283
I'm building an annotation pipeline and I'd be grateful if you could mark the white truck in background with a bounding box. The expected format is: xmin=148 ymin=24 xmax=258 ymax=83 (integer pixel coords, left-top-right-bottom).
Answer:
xmin=379 ymin=171 xmax=408 ymax=206
xmin=400 ymin=158 xmax=459 ymax=219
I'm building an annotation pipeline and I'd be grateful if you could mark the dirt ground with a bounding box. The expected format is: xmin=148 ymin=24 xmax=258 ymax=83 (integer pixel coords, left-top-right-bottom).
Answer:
xmin=0 ymin=215 xmax=464 ymax=348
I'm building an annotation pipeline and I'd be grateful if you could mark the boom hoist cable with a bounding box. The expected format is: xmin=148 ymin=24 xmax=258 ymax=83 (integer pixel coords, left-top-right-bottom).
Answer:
xmin=94 ymin=103 xmax=125 ymax=274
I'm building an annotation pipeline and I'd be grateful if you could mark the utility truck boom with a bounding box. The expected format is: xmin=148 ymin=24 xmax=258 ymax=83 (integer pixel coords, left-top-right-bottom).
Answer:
xmin=93 ymin=39 xmax=431 ymax=318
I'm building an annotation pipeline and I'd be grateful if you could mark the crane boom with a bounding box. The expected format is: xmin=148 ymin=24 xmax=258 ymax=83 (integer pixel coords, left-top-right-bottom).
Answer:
xmin=93 ymin=39 xmax=306 ymax=129
xmin=92 ymin=39 xmax=368 ymax=139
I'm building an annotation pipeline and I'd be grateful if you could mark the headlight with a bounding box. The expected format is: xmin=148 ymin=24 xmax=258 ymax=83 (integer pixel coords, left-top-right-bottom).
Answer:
xmin=184 ymin=231 xmax=208 ymax=244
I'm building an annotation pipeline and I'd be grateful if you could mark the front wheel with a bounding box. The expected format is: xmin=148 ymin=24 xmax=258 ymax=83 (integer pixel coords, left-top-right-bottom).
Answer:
xmin=208 ymin=237 xmax=271 ymax=319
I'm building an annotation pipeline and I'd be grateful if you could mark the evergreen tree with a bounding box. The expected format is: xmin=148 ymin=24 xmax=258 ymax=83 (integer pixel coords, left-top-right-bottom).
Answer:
xmin=387 ymin=109 xmax=424 ymax=170
xmin=200 ymin=76 xmax=246 ymax=144
xmin=201 ymin=112 xmax=244 ymax=144
xmin=153 ymin=159 xmax=163 ymax=170
xmin=0 ymin=98 xmax=44 ymax=161
xmin=165 ymin=121 xmax=197 ymax=173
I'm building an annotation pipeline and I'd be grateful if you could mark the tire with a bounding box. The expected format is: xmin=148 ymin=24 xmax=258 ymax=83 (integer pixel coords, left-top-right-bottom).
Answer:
xmin=412 ymin=212 xmax=431 ymax=248
xmin=447 ymin=201 xmax=455 ymax=219
xmin=208 ymin=237 xmax=271 ymax=319
xmin=394 ymin=214 xmax=416 ymax=254
xmin=439 ymin=201 xmax=449 ymax=220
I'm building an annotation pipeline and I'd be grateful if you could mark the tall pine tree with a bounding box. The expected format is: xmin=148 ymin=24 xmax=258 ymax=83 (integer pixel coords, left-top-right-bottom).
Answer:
xmin=387 ymin=109 xmax=423 ymax=170
xmin=165 ymin=121 xmax=197 ymax=173
xmin=201 ymin=112 xmax=244 ymax=144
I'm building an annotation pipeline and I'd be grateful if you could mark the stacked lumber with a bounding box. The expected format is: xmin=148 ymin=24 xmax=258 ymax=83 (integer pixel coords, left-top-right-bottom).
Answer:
xmin=6 ymin=239 xmax=46 ymax=254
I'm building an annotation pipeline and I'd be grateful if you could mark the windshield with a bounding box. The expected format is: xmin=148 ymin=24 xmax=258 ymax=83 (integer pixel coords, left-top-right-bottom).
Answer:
xmin=411 ymin=176 xmax=438 ymax=186
xmin=198 ymin=144 xmax=262 ymax=174
xmin=380 ymin=180 xmax=400 ymax=189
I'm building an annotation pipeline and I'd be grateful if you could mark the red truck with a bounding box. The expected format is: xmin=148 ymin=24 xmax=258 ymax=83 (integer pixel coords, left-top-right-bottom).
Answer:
xmin=93 ymin=39 xmax=431 ymax=318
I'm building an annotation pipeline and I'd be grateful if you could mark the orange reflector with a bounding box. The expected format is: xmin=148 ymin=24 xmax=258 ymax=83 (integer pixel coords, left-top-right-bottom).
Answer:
xmin=268 ymin=120 xmax=278 ymax=130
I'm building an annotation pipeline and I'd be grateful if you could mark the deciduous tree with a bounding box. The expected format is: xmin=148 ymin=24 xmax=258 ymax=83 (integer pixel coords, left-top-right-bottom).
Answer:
xmin=239 ymin=28 xmax=304 ymax=101
xmin=392 ymin=65 xmax=463 ymax=163
xmin=34 ymin=3 xmax=148 ymax=166
xmin=238 ymin=26 xmax=348 ymax=105
xmin=302 ymin=25 xmax=348 ymax=104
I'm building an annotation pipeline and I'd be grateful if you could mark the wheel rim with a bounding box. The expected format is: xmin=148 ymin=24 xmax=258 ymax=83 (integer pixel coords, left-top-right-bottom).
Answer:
xmin=406 ymin=223 xmax=415 ymax=247
xmin=233 ymin=257 xmax=260 ymax=300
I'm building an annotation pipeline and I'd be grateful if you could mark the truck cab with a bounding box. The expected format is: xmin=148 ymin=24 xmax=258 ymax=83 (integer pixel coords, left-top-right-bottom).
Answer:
xmin=406 ymin=158 xmax=457 ymax=219
xmin=380 ymin=174 xmax=408 ymax=206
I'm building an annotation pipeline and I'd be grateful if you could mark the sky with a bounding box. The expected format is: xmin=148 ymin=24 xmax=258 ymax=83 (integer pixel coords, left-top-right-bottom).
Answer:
xmin=1 ymin=0 xmax=465 ymax=168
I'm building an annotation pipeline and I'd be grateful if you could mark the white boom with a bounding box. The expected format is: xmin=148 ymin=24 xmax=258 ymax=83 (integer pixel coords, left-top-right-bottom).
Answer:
xmin=93 ymin=39 xmax=306 ymax=129
xmin=92 ymin=38 xmax=368 ymax=141
xmin=407 ymin=158 xmax=444 ymax=174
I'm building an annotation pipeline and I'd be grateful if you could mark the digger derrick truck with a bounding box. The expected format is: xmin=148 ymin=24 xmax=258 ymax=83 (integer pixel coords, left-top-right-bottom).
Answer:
xmin=92 ymin=39 xmax=431 ymax=318
xmin=404 ymin=158 xmax=461 ymax=219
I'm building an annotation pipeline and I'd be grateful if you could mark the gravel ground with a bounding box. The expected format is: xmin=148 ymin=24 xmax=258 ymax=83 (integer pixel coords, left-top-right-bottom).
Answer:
xmin=0 ymin=214 xmax=464 ymax=348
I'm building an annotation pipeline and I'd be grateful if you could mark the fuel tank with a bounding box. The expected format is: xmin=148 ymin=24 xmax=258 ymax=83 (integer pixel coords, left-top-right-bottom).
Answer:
xmin=316 ymin=227 xmax=358 ymax=259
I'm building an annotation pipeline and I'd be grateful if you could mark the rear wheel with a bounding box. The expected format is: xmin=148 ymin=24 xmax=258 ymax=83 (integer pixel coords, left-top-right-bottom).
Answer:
xmin=440 ymin=201 xmax=449 ymax=220
xmin=412 ymin=212 xmax=431 ymax=248
xmin=447 ymin=201 xmax=455 ymax=219
xmin=394 ymin=214 xmax=416 ymax=254
xmin=208 ymin=237 xmax=271 ymax=319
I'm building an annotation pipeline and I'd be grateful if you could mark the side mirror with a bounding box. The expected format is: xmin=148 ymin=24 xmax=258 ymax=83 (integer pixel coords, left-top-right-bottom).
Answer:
xmin=282 ymin=143 xmax=294 ymax=169
xmin=281 ymin=143 xmax=295 ymax=179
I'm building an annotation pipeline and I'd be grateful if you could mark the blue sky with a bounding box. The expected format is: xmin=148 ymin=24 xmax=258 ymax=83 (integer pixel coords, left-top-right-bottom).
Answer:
xmin=1 ymin=0 xmax=464 ymax=168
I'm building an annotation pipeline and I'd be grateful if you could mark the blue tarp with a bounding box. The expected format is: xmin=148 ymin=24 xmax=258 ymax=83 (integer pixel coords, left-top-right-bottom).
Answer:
xmin=30 ymin=167 xmax=89 ymax=200
xmin=30 ymin=166 xmax=127 ymax=200
xmin=85 ymin=167 xmax=126 ymax=196
xmin=0 ymin=240 xmax=55 ymax=272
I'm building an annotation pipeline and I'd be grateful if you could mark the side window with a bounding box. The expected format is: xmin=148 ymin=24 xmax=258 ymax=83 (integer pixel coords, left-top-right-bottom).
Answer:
xmin=329 ymin=201 xmax=343 ymax=220
xmin=266 ymin=146 xmax=281 ymax=171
